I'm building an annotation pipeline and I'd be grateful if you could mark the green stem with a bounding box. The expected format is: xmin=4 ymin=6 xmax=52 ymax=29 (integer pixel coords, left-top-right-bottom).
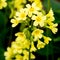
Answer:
xmin=47 ymin=0 xmax=51 ymax=11
xmin=46 ymin=0 xmax=51 ymax=60
xmin=46 ymin=29 xmax=49 ymax=60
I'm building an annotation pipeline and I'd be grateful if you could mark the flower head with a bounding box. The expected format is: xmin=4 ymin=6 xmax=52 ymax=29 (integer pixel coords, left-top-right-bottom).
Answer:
xmin=26 ymin=3 xmax=40 ymax=17
xmin=43 ymin=36 xmax=52 ymax=44
xmin=37 ymin=40 xmax=45 ymax=49
xmin=0 ymin=0 xmax=7 ymax=9
xmin=30 ymin=42 xmax=37 ymax=52
xmin=16 ymin=8 xmax=27 ymax=20
xmin=47 ymin=23 xmax=58 ymax=34
xmin=32 ymin=12 xmax=46 ymax=27
xmin=32 ymin=29 xmax=44 ymax=41
xmin=10 ymin=18 xmax=19 ymax=27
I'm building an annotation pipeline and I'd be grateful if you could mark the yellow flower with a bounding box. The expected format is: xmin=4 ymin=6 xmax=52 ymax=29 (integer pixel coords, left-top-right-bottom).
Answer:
xmin=47 ymin=9 xmax=54 ymax=17
xmin=13 ymin=0 xmax=26 ymax=10
xmin=28 ymin=0 xmax=43 ymax=10
xmin=34 ymin=0 xmax=43 ymax=10
xmin=0 ymin=0 xmax=7 ymax=9
xmin=11 ymin=41 xmax=22 ymax=54
xmin=10 ymin=18 xmax=19 ymax=27
xmin=32 ymin=12 xmax=46 ymax=27
xmin=32 ymin=29 xmax=44 ymax=41
xmin=37 ymin=40 xmax=45 ymax=49
xmin=43 ymin=36 xmax=52 ymax=44
xmin=23 ymin=50 xmax=29 ymax=60
xmin=4 ymin=47 xmax=14 ymax=60
xmin=23 ymin=50 xmax=35 ymax=60
xmin=30 ymin=42 xmax=37 ymax=52
xmin=23 ymin=40 xmax=30 ymax=49
xmin=45 ymin=9 xmax=55 ymax=25
xmin=15 ymin=32 xmax=26 ymax=40
xmin=47 ymin=23 xmax=58 ymax=34
xmin=15 ymin=8 xmax=27 ymax=20
xmin=26 ymin=3 xmax=40 ymax=17
xmin=15 ymin=54 xmax=23 ymax=60
xmin=31 ymin=53 xmax=35 ymax=59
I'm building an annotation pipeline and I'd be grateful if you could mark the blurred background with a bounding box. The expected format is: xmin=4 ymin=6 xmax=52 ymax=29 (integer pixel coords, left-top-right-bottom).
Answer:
xmin=0 ymin=0 xmax=60 ymax=60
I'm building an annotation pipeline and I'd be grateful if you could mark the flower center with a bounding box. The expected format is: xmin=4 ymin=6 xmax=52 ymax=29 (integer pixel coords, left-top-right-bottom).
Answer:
xmin=20 ymin=13 xmax=26 ymax=18
xmin=29 ymin=7 xmax=34 ymax=12
xmin=36 ymin=16 xmax=41 ymax=22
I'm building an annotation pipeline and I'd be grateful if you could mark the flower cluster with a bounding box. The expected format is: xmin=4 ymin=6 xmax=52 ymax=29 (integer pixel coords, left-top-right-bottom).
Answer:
xmin=0 ymin=0 xmax=7 ymax=9
xmin=4 ymin=0 xmax=58 ymax=60
xmin=4 ymin=32 xmax=35 ymax=60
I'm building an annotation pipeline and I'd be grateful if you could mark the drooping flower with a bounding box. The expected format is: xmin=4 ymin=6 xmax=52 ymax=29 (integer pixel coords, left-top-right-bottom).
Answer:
xmin=47 ymin=23 xmax=58 ymax=34
xmin=4 ymin=47 xmax=14 ymax=60
xmin=13 ymin=0 xmax=26 ymax=10
xmin=43 ymin=36 xmax=52 ymax=44
xmin=37 ymin=40 xmax=45 ymax=49
xmin=0 ymin=0 xmax=7 ymax=9
xmin=30 ymin=42 xmax=37 ymax=52
xmin=34 ymin=0 xmax=43 ymax=10
xmin=45 ymin=9 xmax=55 ymax=25
xmin=10 ymin=18 xmax=20 ymax=27
xmin=32 ymin=29 xmax=44 ymax=41
xmin=15 ymin=32 xmax=26 ymax=40
xmin=15 ymin=54 xmax=23 ymax=60
xmin=28 ymin=0 xmax=43 ymax=10
xmin=23 ymin=50 xmax=35 ymax=60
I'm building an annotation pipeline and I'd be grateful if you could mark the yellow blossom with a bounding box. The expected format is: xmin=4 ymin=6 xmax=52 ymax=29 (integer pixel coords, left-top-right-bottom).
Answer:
xmin=47 ymin=9 xmax=54 ymax=17
xmin=28 ymin=0 xmax=43 ymax=10
xmin=32 ymin=12 xmax=46 ymax=27
xmin=26 ymin=3 xmax=40 ymax=17
xmin=0 ymin=0 xmax=7 ymax=9
xmin=32 ymin=29 xmax=44 ymax=41
xmin=13 ymin=0 xmax=26 ymax=10
xmin=11 ymin=41 xmax=23 ymax=54
xmin=45 ymin=9 xmax=55 ymax=25
xmin=15 ymin=32 xmax=26 ymax=39
xmin=47 ymin=23 xmax=58 ymax=34
xmin=34 ymin=0 xmax=43 ymax=10
xmin=43 ymin=36 xmax=52 ymax=44
xmin=15 ymin=54 xmax=23 ymax=60
xmin=15 ymin=8 xmax=27 ymax=20
xmin=15 ymin=37 xmax=30 ymax=49
xmin=30 ymin=42 xmax=37 ymax=52
xmin=10 ymin=18 xmax=19 ymax=27
xmin=37 ymin=40 xmax=45 ymax=49
xmin=31 ymin=53 xmax=35 ymax=59
xmin=4 ymin=47 xmax=14 ymax=60
xmin=23 ymin=50 xmax=29 ymax=60
xmin=23 ymin=50 xmax=35 ymax=60
xmin=23 ymin=40 xmax=30 ymax=49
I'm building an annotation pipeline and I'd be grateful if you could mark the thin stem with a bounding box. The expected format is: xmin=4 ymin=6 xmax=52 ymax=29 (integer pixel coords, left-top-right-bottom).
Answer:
xmin=47 ymin=0 xmax=51 ymax=11
xmin=46 ymin=0 xmax=51 ymax=60
xmin=46 ymin=29 xmax=49 ymax=60
xmin=29 ymin=19 xmax=33 ymax=60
